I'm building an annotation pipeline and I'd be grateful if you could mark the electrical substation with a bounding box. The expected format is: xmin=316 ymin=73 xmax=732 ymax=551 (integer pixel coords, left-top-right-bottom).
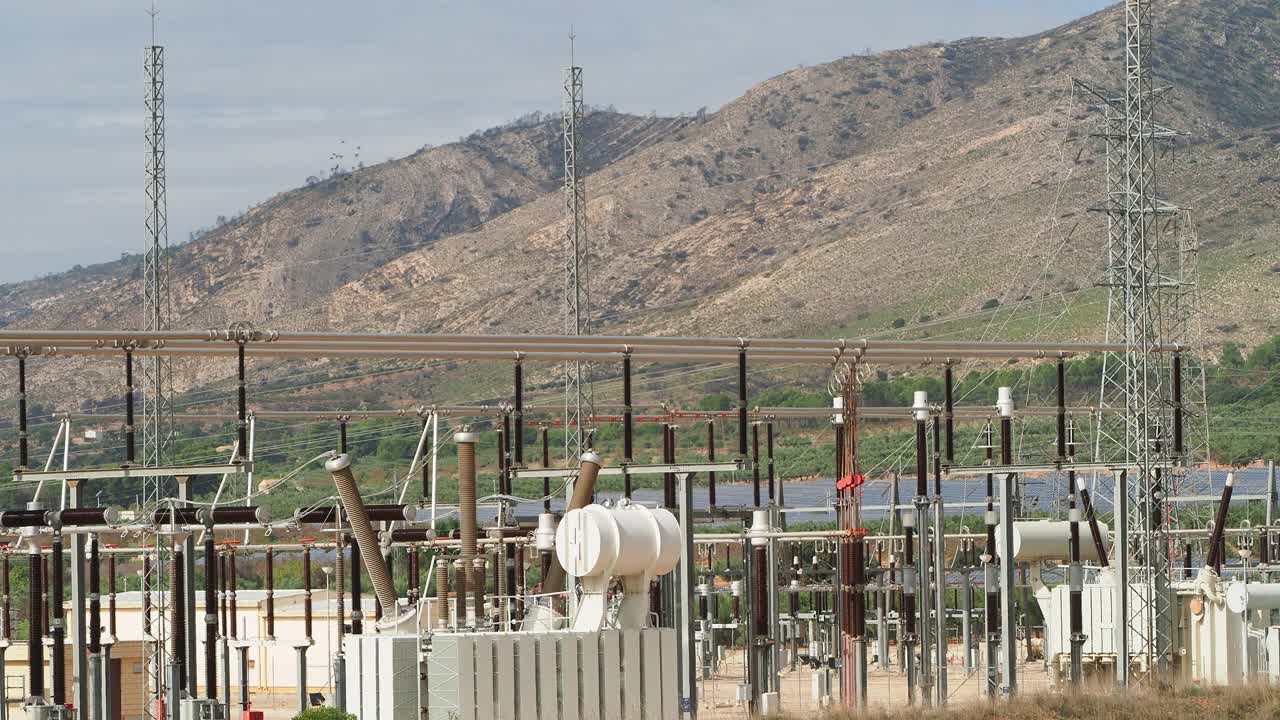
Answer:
xmin=4 ymin=1 xmax=1279 ymax=719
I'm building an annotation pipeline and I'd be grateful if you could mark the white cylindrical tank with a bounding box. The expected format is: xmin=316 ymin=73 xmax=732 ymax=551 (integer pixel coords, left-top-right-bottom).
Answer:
xmin=534 ymin=512 xmax=557 ymax=553
xmin=1225 ymin=582 xmax=1280 ymax=614
xmin=995 ymin=520 xmax=1110 ymax=562
xmin=556 ymin=502 xmax=680 ymax=579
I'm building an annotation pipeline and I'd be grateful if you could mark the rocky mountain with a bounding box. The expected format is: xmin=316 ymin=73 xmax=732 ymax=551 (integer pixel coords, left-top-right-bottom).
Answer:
xmin=4 ymin=0 xmax=1279 ymax=408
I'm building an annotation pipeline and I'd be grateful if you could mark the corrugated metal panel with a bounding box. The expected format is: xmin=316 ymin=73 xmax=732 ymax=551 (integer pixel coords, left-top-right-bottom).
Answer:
xmin=474 ymin=636 xmax=495 ymax=719
xmin=658 ymin=629 xmax=678 ymax=720
xmin=579 ymin=632 xmax=601 ymax=720
xmin=539 ymin=635 xmax=559 ymax=720
xmin=458 ymin=635 xmax=476 ymax=720
xmin=495 ymin=636 xmax=516 ymax=718
xmin=561 ymin=634 xmax=582 ymax=720
xmin=517 ymin=635 xmax=539 ymax=718
xmin=600 ymin=630 xmax=622 ymax=720
xmin=621 ymin=629 xmax=643 ymax=720
xmin=641 ymin=630 xmax=661 ymax=720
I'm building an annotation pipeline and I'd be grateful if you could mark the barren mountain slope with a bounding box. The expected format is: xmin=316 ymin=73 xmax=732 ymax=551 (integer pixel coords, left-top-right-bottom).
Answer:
xmin=326 ymin=0 xmax=1280 ymax=345
xmin=3 ymin=0 xmax=1279 ymax=409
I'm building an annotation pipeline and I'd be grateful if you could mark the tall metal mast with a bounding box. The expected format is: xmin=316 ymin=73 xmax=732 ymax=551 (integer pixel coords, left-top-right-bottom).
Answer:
xmin=1076 ymin=0 xmax=1198 ymax=680
xmin=143 ymin=18 xmax=174 ymax=473
xmin=142 ymin=7 xmax=173 ymax=717
xmin=562 ymin=32 xmax=593 ymax=460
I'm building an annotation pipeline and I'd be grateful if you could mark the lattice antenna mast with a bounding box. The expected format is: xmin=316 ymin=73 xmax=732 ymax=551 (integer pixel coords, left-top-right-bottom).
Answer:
xmin=562 ymin=30 xmax=593 ymax=460
xmin=142 ymin=6 xmax=173 ymax=716
xmin=143 ymin=17 xmax=174 ymax=474
xmin=1075 ymin=0 xmax=1184 ymax=679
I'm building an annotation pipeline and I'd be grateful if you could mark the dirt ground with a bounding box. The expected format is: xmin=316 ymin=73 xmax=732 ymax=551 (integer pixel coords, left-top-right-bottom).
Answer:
xmin=697 ymin=646 xmax=1051 ymax=718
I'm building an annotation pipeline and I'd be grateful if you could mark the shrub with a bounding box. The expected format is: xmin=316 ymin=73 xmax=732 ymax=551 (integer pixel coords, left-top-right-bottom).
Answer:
xmin=293 ymin=708 xmax=353 ymax=720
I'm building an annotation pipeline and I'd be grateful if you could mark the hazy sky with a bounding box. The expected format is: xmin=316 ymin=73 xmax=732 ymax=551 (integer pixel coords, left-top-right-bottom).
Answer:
xmin=0 ymin=1 xmax=1112 ymax=284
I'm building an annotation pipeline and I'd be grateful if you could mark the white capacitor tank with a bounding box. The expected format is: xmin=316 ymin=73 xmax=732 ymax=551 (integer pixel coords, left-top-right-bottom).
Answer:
xmin=995 ymin=520 xmax=1111 ymax=562
xmin=1226 ymin=582 xmax=1280 ymax=614
xmin=556 ymin=502 xmax=681 ymax=580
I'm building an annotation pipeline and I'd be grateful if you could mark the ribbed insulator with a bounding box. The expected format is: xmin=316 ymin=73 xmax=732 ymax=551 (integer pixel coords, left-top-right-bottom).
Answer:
xmin=329 ymin=457 xmax=397 ymax=616
xmin=454 ymin=559 xmax=468 ymax=628
xmin=335 ymin=538 xmax=346 ymax=647
xmin=458 ymin=439 xmax=478 ymax=560
xmin=435 ymin=557 xmax=449 ymax=629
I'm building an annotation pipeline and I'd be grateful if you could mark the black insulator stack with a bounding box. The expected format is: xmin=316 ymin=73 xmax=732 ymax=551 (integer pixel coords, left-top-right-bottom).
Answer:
xmin=766 ymin=422 xmax=776 ymax=502
xmin=623 ymin=354 xmax=634 ymax=486
xmin=350 ymin=540 xmax=363 ymax=634
xmin=17 ymin=355 xmax=28 ymax=470
xmin=497 ymin=425 xmax=507 ymax=475
xmin=125 ymin=351 xmax=136 ymax=464
xmin=751 ymin=424 xmax=762 ymax=507
xmin=1077 ymin=479 xmax=1110 ymax=567
xmin=1056 ymin=359 xmax=1068 ymax=461
xmin=932 ymin=417 xmax=942 ymax=496
xmin=944 ymin=364 xmax=955 ymax=464
xmin=41 ymin=555 xmax=49 ymax=641
xmin=204 ymin=534 xmax=217 ymax=700
xmin=236 ymin=344 xmax=248 ymax=460
xmin=89 ymin=539 xmax=101 ymax=654
xmin=303 ymin=547 xmax=313 ymax=641
xmin=1173 ymin=353 xmax=1185 ymax=456
xmin=1207 ymin=475 xmax=1235 ymax=571
xmin=541 ymin=428 xmax=552 ymax=513
xmin=228 ymin=549 xmax=238 ymax=639
xmin=915 ymin=416 xmax=928 ymax=498
xmin=513 ymin=361 xmax=525 ymax=466
xmin=339 ymin=419 xmax=348 ymax=454
xmin=737 ymin=348 xmax=748 ymax=459
xmin=218 ymin=553 xmax=227 ymax=637
xmin=171 ymin=547 xmax=187 ymax=693
xmin=407 ymin=548 xmax=419 ymax=605
xmin=662 ymin=425 xmax=674 ymax=508
xmin=51 ymin=532 xmax=66 ymax=706
xmin=28 ymin=550 xmax=43 ymax=700
xmin=706 ymin=421 xmax=717 ymax=511
xmin=835 ymin=424 xmax=845 ymax=479
xmin=265 ymin=548 xmax=275 ymax=638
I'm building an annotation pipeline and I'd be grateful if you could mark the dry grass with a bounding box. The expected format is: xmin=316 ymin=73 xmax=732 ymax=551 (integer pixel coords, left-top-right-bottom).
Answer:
xmin=805 ymin=684 xmax=1280 ymax=720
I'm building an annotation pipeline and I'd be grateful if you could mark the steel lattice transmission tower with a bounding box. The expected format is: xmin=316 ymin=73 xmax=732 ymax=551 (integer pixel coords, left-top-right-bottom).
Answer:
xmin=561 ymin=39 xmax=593 ymax=460
xmin=1075 ymin=0 xmax=1207 ymax=679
